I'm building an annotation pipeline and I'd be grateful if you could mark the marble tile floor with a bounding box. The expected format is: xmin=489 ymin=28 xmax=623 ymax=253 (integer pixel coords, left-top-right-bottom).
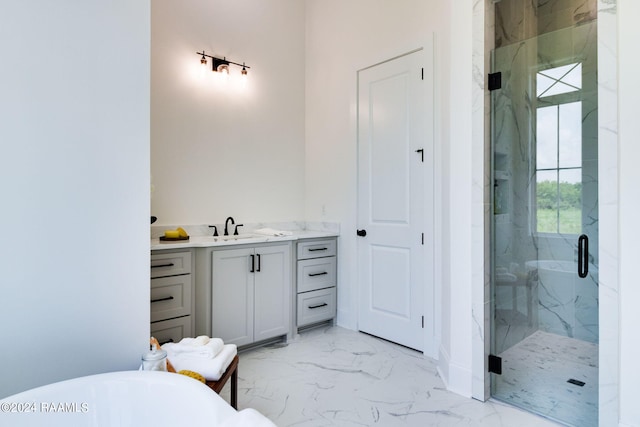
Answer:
xmin=492 ymin=330 xmax=598 ymax=427
xmin=219 ymin=326 xmax=561 ymax=426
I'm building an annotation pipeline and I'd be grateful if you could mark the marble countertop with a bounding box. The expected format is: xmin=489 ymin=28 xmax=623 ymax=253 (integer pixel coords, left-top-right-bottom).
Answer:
xmin=151 ymin=230 xmax=338 ymax=251
xmin=150 ymin=222 xmax=339 ymax=251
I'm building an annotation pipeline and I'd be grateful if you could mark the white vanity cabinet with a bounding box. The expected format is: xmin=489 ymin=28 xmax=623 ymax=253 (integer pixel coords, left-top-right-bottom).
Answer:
xmin=296 ymin=238 xmax=337 ymax=328
xmin=211 ymin=243 xmax=291 ymax=347
xmin=150 ymin=249 xmax=194 ymax=345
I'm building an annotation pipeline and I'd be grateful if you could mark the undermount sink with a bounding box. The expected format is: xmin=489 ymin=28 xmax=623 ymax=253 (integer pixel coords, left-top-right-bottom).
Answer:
xmin=213 ymin=234 xmax=259 ymax=242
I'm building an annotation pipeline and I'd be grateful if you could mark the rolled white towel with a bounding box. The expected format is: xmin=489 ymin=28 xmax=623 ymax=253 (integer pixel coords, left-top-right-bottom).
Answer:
xmin=190 ymin=335 xmax=210 ymax=346
xmin=163 ymin=337 xmax=224 ymax=359
xmin=254 ymin=227 xmax=293 ymax=237
xmin=167 ymin=344 xmax=237 ymax=381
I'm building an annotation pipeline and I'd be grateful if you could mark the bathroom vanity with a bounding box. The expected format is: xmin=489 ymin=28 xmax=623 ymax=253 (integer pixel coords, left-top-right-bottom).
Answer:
xmin=150 ymin=225 xmax=338 ymax=347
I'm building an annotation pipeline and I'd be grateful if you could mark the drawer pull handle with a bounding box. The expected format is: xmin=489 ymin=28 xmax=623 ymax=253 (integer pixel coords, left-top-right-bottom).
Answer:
xmin=308 ymin=248 xmax=328 ymax=252
xmin=308 ymin=272 xmax=328 ymax=277
xmin=309 ymin=303 xmax=328 ymax=309
xmin=151 ymin=263 xmax=175 ymax=269
xmin=151 ymin=296 xmax=174 ymax=303
xmin=159 ymin=338 xmax=174 ymax=345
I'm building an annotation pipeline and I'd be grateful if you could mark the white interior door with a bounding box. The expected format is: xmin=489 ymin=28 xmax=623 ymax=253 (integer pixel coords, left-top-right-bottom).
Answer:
xmin=357 ymin=50 xmax=425 ymax=351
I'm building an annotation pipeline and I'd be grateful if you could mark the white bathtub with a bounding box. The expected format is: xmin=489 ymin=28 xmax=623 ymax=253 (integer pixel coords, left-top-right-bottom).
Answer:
xmin=0 ymin=370 xmax=274 ymax=427
xmin=525 ymin=260 xmax=598 ymax=342
xmin=526 ymin=259 xmax=598 ymax=274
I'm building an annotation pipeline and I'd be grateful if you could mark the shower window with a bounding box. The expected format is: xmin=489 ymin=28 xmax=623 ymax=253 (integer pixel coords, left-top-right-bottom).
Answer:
xmin=536 ymin=63 xmax=581 ymax=97
xmin=534 ymin=63 xmax=583 ymax=235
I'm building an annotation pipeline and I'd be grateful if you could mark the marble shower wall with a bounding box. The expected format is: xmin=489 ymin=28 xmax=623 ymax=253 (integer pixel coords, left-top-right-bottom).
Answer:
xmin=496 ymin=0 xmax=597 ymax=48
xmin=492 ymin=0 xmax=598 ymax=351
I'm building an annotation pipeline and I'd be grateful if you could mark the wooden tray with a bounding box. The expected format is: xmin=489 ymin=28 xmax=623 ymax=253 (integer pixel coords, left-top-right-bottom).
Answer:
xmin=159 ymin=235 xmax=190 ymax=241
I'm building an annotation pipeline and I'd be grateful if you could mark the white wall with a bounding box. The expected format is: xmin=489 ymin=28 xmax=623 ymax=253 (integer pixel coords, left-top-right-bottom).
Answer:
xmin=442 ymin=0 xmax=475 ymax=397
xmin=0 ymin=1 xmax=150 ymax=397
xmin=617 ymin=1 xmax=640 ymax=425
xmin=151 ymin=0 xmax=306 ymax=225
xmin=304 ymin=0 xmax=447 ymax=351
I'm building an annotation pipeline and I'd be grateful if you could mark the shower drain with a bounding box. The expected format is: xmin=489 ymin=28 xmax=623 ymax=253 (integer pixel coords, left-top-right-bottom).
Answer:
xmin=567 ymin=378 xmax=586 ymax=387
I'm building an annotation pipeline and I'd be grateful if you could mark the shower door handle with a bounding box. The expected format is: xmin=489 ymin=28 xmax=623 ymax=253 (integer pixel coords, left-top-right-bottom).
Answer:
xmin=578 ymin=234 xmax=589 ymax=278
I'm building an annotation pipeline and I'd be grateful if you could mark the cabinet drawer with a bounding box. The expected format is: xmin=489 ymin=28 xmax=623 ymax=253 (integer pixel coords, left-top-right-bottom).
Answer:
xmin=150 ymin=276 xmax=192 ymax=322
xmin=151 ymin=316 xmax=192 ymax=345
xmin=297 ymin=239 xmax=336 ymax=260
xmin=297 ymin=257 xmax=336 ymax=293
xmin=151 ymin=251 xmax=191 ymax=278
xmin=297 ymin=287 xmax=336 ymax=327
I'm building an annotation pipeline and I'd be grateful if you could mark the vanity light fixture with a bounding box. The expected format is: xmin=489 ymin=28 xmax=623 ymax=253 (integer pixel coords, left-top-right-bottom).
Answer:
xmin=196 ymin=51 xmax=250 ymax=76
xmin=213 ymin=57 xmax=230 ymax=74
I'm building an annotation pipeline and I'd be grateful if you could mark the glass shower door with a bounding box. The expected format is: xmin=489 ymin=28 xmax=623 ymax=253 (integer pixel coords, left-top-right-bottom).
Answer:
xmin=490 ymin=21 xmax=598 ymax=427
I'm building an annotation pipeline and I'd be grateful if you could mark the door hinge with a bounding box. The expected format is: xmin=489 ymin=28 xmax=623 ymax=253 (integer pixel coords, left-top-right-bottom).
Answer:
xmin=421 ymin=67 xmax=424 ymax=80
xmin=488 ymin=72 xmax=502 ymax=91
xmin=421 ymin=316 xmax=424 ymax=328
xmin=488 ymin=354 xmax=502 ymax=375
xmin=421 ymin=233 xmax=424 ymax=245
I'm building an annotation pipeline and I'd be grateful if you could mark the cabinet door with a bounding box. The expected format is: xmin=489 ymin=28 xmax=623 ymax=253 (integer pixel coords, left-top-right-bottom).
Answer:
xmin=253 ymin=244 xmax=291 ymax=342
xmin=212 ymin=248 xmax=254 ymax=346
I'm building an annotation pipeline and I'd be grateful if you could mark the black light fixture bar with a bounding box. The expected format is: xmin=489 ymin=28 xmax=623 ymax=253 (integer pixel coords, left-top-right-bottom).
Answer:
xmin=196 ymin=51 xmax=250 ymax=71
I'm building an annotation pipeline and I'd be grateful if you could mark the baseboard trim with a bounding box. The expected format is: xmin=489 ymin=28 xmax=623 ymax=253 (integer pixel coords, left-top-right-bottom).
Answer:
xmin=438 ymin=344 xmax=472 ymax=398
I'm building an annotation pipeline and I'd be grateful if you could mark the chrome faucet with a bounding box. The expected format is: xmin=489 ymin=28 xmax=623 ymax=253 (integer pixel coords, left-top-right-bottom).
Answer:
xmin=224 ymin=217 xmax=235 ymax=236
